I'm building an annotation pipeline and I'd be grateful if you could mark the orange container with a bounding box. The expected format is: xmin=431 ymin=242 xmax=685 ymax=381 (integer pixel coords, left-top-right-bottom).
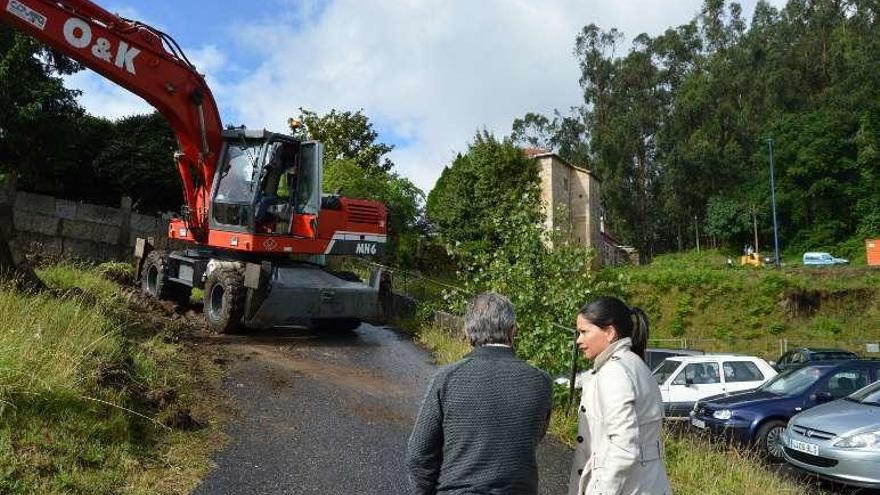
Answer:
xmin=868 ymin=239 xmax=880 ymax=266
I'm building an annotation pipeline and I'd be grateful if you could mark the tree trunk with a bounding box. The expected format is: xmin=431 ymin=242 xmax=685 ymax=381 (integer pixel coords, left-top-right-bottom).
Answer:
xmin=0 ymin=181 xmax=45 ymax=291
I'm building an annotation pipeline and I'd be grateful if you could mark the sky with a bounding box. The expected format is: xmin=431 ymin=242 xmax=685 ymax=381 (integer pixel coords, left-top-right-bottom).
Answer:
xmin=63 ymin=0 xmax=786 ymax=194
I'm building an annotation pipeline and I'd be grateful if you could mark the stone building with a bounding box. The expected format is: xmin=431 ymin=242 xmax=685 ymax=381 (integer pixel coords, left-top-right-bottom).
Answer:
xmin=524 ymin=148 xmax=634 ymax=266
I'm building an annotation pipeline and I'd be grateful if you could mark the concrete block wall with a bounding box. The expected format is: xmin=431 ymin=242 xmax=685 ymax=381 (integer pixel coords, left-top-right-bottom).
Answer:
xmin=1 ymin=183 xmax=171 ymax=262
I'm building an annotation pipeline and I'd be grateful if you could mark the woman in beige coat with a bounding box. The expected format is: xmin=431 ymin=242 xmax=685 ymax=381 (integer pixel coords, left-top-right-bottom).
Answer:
xmin=568 ymin=297 xmax=672 ymax=495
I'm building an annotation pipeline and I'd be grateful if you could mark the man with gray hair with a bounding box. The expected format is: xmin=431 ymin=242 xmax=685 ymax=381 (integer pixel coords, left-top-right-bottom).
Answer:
xmin=406 ymin=292 xmax=553 ymax=495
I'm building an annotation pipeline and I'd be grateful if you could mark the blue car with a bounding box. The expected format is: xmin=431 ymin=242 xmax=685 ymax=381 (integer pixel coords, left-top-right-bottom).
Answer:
xmin=689 ymin=360 xmax=880 ymax=460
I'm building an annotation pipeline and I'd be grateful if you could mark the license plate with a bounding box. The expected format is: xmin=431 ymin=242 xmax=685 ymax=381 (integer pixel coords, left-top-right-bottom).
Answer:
xmin=789 ymin=438 xmax=820 ymax=456
xmin=691 ymin=418 xmax=706 ymax=429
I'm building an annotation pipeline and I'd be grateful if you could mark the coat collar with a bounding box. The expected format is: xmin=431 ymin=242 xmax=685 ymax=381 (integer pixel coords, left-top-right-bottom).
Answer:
xmin=592 ymin=337 xmax=632 ymax=371
xmin=467 ymin=345 xmax=518 ymax=360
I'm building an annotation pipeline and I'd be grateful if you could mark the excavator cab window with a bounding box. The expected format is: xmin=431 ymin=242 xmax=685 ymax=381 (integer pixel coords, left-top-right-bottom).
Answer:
xmin=295 ymin=141 xmax=323 ymax=215
xmin=212 ymin=140 xmax=262 ymax=227
xmin=254 ymin=141 xmax=297 ymax=234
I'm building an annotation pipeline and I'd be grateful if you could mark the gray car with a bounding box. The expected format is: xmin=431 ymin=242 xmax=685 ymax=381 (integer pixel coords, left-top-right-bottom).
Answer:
xmin=781 ymin=379 xmax=880 ymax=489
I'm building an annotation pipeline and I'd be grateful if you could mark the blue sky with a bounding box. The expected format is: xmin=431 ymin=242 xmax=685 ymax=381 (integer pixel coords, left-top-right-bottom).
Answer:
xmin=65 ymin=0 xmax=785 ymax=193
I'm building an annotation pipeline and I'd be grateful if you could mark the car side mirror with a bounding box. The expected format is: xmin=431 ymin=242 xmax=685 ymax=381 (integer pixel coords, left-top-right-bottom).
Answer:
xmin=685 ymin=377 xmax=694 ymax=386
xmin=768 ymin=360 xmax=776 ymax=367
xmin=811 ymin=391 xmax=833 ymax=403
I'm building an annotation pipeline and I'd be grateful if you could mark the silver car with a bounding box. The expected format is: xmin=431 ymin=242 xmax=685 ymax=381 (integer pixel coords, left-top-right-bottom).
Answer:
xmin=781 ymin=380 xmax=880 ymax=489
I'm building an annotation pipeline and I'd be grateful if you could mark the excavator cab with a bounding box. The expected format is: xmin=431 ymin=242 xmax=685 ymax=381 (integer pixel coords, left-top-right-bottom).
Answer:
xmin=209 ymin=129 xmax=322 ymax=238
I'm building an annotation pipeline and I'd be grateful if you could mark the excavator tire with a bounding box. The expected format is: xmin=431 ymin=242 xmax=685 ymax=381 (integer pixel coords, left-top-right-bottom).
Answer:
xmin=141 ymin=251 xmax=190 ymax=304
xmin=312 ymin=317 xmax=361 ymax=334
xmin=204 ymin=266 xmax=246 ymax=334
xmin=334 ymin=270 xmax=362 ymax=283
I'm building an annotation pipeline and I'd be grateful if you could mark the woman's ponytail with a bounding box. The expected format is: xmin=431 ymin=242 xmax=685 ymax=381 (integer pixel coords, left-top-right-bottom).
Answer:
xmin=629 ymin=306 xmax=650 ymax=361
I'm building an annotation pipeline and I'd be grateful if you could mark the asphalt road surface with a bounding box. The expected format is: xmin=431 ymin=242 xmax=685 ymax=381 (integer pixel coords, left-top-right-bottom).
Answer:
xmin=192 ymin=323 xmax=574 ymax=495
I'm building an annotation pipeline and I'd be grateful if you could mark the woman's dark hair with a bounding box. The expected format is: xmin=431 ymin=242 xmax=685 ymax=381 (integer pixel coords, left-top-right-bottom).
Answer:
xmin=579 ymin=296 xmax=650 ymax=361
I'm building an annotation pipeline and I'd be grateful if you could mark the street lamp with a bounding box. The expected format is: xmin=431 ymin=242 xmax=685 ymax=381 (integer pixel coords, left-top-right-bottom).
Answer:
xmin=767 ymin=138 xmax=781 ymax=267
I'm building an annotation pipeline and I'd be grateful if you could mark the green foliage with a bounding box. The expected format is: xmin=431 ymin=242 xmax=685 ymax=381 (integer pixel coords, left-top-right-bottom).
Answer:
xmin=0 ymin=25 xmax=84 ymax=193
xmin=705 ymin=196 xmax=750 ymax=243
xmin=808 ymin=316 xmax=844 ymax=337
xmin=88 ymin=112 xmax=178 ymax=214
xmin=426 ymin=131 xmax=541 ymax=253
xmin=769 ymin=322 xmax=786 ymax=335
xmin=290 ymin=108 xmax=394 ymax=172
xmin=669 ymin=294 xmax=693 ymax=337
xmin=449 ymin=206 xmax=619 ymax=374
xmin=521 ymin=0 xmax=880 ymax=257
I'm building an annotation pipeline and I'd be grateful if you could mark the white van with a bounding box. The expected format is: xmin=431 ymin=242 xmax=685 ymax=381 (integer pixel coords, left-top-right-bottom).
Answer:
xmin=803 ymin=252 xmax=848 ymax=266
xmin=653 ymin=355 xmax=777 ymax=418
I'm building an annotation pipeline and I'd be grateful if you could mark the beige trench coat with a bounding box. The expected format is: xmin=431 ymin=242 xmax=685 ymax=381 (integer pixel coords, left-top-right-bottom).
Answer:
xmin=568 ymin=338 xmax=672 ymax=495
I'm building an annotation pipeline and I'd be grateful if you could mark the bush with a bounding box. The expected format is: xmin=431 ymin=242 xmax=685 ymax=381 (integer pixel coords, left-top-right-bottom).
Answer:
xmin=450 ymin=205 xmax=619 ymax=374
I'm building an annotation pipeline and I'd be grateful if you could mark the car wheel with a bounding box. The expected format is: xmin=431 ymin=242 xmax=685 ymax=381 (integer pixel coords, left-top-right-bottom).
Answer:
xmin=757 ymin=420 xmax=787 ymax=460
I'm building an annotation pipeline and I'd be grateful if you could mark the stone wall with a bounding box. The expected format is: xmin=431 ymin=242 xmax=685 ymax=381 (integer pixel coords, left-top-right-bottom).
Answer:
xmin=535 ymin=153 xmax=603 ymax=253
xmin=0 ymin=181 xmax=175 ymax=262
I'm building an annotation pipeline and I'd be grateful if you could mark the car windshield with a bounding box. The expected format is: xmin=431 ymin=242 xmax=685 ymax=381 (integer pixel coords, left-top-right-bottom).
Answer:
xmin=653 ymin=360 xmax=681 ymax=385
xmin=846 ymin=380 xmax=880 ymax=406
xmin=759 ymin=365 xmax=825 ymax=395
xmin=811 ymin=351 xmax=856 ymax=361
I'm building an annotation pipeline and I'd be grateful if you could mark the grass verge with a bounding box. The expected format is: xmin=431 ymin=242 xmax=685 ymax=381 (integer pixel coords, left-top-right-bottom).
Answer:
xmin=0 ymin=262 xmax=227 ymax=494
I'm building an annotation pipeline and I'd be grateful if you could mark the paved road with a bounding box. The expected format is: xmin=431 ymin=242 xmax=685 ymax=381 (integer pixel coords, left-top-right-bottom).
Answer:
xmin=192 ymin=324 xmax=574 ymax=495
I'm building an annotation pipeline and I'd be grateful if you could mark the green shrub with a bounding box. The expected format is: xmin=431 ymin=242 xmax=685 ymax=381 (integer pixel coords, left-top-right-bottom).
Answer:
xmin=451 ymin=206 xmax=619 ymax=374
xmin=769 ymin=322 xmax=786 ymax=335
xmin=808 ymin=316 xmax=844 ymax=337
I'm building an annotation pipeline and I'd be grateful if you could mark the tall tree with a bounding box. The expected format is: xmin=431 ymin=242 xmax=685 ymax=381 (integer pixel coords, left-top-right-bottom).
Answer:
xmin=290 ymin=108 xmax=394 ymax=172
xmin=426 ymin=131 xmax=541 ymax=253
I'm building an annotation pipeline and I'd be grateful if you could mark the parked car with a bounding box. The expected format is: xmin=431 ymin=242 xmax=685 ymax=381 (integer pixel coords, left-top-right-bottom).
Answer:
xmin=554 ymin=347 xmax=706 ymax=390
xmin=803 ymin=252 xmax=849 ymax=266
xmin=773 ymin=347 xmax=859 ymax=372
xmin=689 ymin=359 xmax=880 ymax=460
xmin=781 ymin=380 xmax=880 ymax=489
xmin=645 ymin=348 xmax=705 ymax=372
xmin=653 ymin=355 xmax=777 ymax=418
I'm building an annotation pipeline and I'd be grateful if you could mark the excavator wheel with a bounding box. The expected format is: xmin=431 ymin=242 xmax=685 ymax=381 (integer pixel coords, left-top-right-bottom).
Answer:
xmin=142 ymin=251 xmax=190 ymax=304
xmin=312 ymin=318 xmax=362 ymax=334
xmin=204 ymin=266 xmax=246 ymax=334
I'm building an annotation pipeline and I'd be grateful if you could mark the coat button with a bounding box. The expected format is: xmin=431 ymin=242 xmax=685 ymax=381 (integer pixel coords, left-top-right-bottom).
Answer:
xmin=578 ymin=469 xmax=583 ymax=475
xmin=577 ymin=436 xmax=584 ymax=443
xmin=580 ymin=405 xmax=586 ymax=413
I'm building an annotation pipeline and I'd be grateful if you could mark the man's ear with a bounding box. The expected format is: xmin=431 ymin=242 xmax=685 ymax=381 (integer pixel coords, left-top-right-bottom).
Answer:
xmin=510 ymin=325 xmax=517 ymax=345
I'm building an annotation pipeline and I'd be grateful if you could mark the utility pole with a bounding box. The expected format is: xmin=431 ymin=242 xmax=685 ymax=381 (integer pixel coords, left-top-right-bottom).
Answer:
xmin=767 ymin=138 xmax=781 ymax=267
xmin=752 ymin=207 xmax=759 ymax=254
xmin=694 ymin=215 xmax=700 ymax=253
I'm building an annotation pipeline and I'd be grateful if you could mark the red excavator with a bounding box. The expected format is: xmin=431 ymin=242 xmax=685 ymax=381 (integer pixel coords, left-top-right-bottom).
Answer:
xmin=2 ymin=0 xmax=389 ymax=332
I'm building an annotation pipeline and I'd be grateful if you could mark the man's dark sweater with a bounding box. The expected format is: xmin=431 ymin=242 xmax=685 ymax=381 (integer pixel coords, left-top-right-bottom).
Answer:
xmin=406 ymin=345 xmax=553 ymax=495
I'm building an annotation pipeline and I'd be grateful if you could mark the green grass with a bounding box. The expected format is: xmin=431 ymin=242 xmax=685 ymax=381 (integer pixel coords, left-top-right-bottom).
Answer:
xmin=607 ymin=250 xmax=880 ymax=358
xmin=415 ymin=324 xmax=471 ymax=365
xmin=0 ymin=263 xmax=226 ymax=494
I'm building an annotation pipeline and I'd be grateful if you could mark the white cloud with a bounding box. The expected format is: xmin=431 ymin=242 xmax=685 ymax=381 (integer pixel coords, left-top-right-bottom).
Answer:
xmin=63 ymin=42 xmax=227 ymax=121
xmin=226 ymin=0 xmax=784 ymax=193
xmin=67 ymin=0 xmax=786 ymax=192
xmin=64 ymin=70 xmax=153 ymax=119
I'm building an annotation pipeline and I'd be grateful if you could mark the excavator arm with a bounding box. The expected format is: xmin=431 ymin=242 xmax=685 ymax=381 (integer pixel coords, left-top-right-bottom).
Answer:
xmin=1 ymin=0 xmax=222 ymax=239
